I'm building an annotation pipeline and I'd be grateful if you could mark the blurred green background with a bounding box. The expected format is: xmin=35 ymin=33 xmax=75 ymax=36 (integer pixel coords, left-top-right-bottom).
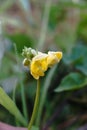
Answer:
xmin=0 ymin=0 xmax=87 ymax=130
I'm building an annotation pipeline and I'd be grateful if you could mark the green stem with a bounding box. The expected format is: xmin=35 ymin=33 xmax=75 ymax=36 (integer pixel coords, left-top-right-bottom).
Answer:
xmin=28 ymin=79 xmax=40 ymax=130
xmin=13 ymin=44 xmax=28 ymax=122
xmin=36 ymin=65 xmax=57 ymax=125
xmin=20 ymin=79 xmax=28 ymax=122
xmin=13 ymin=85 xmax=20 ymax=126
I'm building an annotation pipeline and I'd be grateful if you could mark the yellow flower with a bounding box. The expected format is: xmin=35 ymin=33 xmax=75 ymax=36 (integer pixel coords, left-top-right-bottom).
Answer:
xmin=22 ymin=47 xmax=63 ymax=80
xmin=30 ymin=53 xmax=48 ymax=80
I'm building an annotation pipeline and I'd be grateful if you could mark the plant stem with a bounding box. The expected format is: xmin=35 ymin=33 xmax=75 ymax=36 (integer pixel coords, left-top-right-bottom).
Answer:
xmin=36 ymin=65 xmax=57 ymax=126
xmin=20 ymin=79 xmax=28 ymax=122
xmin=28 ymin=79 xmax=40 ymax=130
xmin=13 ymin=43 xmax=28 ymax=122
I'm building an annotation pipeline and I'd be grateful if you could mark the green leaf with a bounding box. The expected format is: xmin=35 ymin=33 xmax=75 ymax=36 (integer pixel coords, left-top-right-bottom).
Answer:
xmin=6 ymin=33 xmax=34 ymax=52
xmin=55 ymin=72 xmax=87 ymax=92
xmin=76 ymin=65 xmax=87 ymax=76
xmin=0 ymin=87 xmax=27 ymax=126
xmin=63 ymin=44 xmax=87 ymax=75
xmin=63 ymin=44 xmax=87 ymax=64
xmin=32 ymin=126 xmax=39 ymax=130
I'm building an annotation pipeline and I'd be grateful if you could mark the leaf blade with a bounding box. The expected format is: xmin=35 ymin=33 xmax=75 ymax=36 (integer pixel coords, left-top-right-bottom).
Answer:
xmin=0 ymin=87 xmax=27 ymax=126
xmin=55 ymin=72 xmax=87 ymax=92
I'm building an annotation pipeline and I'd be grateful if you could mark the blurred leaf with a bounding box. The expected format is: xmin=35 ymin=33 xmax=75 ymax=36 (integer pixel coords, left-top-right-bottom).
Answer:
xmin=0 ymin=40 xmax=5 ymax=63
xmin=18 ymin=0 xmax=34 ymax=25
xmin=26 ymin=81 xmax=36 ymax=99
xmin=7 ymin=33 xmax=34 ymax=52
xmin=0 ymin=76 xmax=18 ymax=93
xmin=1 ymin=16 xmax=23 ymax=28
xmin=55 ymin=72 xmax=87 ymax=92
xmin=0 ymin=87 xmax=27 ymax=126
xmin=49 ymin=5 xmax=65 ymax=29
xmin=0 ymin=0 xmax=14 ymax=12
xmin=78 ymin=13 xmax=87 ymax=41
xmin=55 ymin=19 xmax=78 ymax=52
xmin=63 ymin=44 xmax=87 ymax=75
xmin=59 ymin=1 xmax=87 ymax=9
xmin=0 ymin=56 xmax=14 ymax=79
xmin=31 ymin=126 xmax=39 ymax=130
xmin=54 ymin=4 xmax=79 ymax=52
xmin=76 ymin=64 xmax=87 ymax=76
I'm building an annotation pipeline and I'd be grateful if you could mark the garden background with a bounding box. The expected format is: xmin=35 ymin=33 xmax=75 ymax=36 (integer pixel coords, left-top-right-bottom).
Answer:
xmin=0 ymin=0 xmax=87 ymax=130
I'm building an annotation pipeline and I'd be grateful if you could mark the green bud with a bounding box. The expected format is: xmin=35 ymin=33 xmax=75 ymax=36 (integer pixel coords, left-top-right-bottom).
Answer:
xmin=22 ymin=47 xmax=37 ymax=60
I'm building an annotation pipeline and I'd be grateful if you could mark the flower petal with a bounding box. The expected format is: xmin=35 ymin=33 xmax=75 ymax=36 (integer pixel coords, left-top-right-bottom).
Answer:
xmin=30 ymin=53 xmax=48 ymax=79
xmin=48 ymin=51 xmax=62 ymax=60
xmin=47 ymin=51 xmax=62 ymax=67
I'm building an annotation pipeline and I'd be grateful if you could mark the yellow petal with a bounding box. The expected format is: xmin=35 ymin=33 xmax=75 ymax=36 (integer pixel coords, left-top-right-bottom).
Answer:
xmin=30 ymin=53 xmax=48 ymax=79
xmin=48 ymin=51 xmax=62 ymax=60
xmin=47 ymin=51 xmax=62 ymax=67
xmin=54 ymin=52 xmax=62 ymax=60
